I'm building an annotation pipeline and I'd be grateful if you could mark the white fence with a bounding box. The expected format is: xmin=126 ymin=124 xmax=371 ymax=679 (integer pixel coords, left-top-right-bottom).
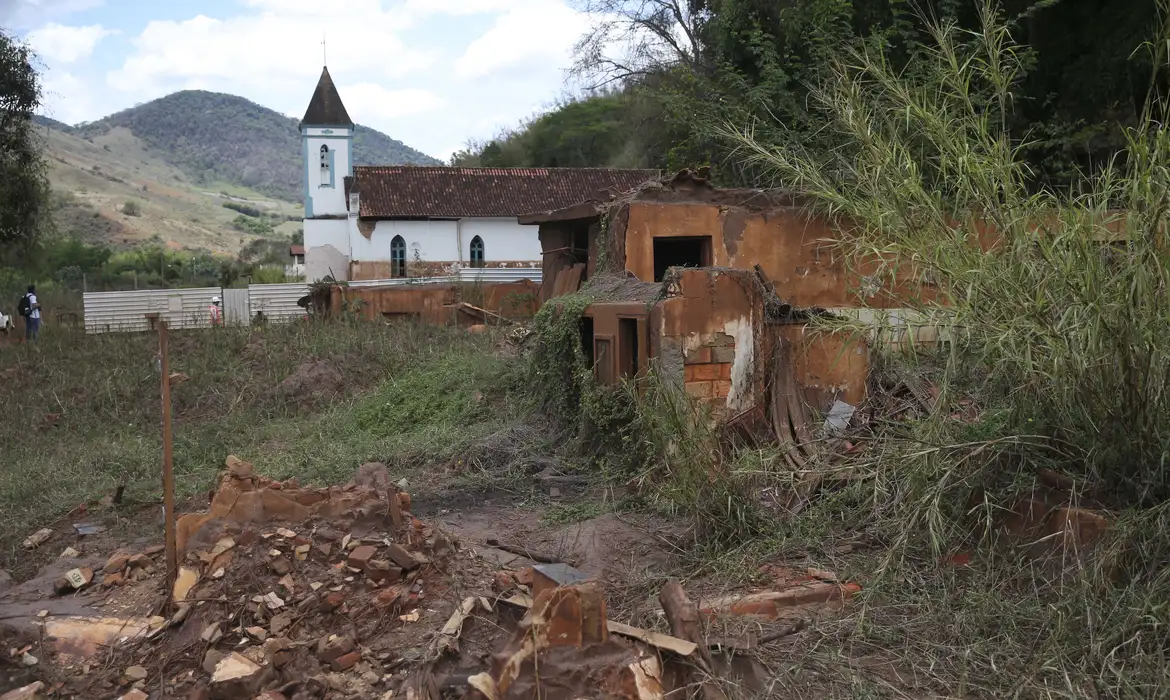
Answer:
xmin=83 ymin=287 xmax=222 ymax=334
xmin=84 ymin=283 xmax=310 ymax=334
xmin=346 ymin=267 xmax=542 ymax=289
xmin=248 ymin=283 xmax=310 ymax=323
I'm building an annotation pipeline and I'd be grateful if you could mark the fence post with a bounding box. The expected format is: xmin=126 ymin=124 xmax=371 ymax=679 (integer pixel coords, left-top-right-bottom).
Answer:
xmin=158 ymin=320 xmax=178 ymax=581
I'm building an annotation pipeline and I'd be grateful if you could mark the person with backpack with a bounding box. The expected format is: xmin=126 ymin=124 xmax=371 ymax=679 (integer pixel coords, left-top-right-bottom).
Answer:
xmin=18 ymin=285 xmax=40 ymax=341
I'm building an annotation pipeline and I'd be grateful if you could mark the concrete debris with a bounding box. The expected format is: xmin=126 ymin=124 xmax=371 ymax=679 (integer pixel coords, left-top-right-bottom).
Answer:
xmin=22 ymin=528 xmax=53 ymax=549
xmin=120 ymin=690 xmax=149 ymax=700
xmin=0 ymin=682 xmax=45 ymax=700
xmin=58 ymin=547 xmax=80 ymax=559
xmin=42 ymin=615 xmax=151 ymax=663
xmin=173 ymin=567 xmax=200 ymax=602
xmin=210 ymin=651 xmax=270 ymax=699
xmin=124 ymin=665 xmax=148 ymax=681
xmin=55 ymin=567 xmax=95 ymax=594
xmin=201 ymin=622 xmax=223 ymax=644
xmin=72 ymin=523 xmax=107 ymax=537
xmin=823 ymin=400 xmax=856 ymax=437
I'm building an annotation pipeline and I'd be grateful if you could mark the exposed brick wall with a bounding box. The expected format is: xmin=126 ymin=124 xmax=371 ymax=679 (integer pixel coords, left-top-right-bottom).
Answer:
xmin=682 ymin=331 xmax=737 ymax=406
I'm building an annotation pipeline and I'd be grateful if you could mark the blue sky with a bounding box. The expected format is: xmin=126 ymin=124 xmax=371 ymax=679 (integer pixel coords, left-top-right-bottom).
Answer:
xmin=1 ymin=0 xmax=597 ymax=160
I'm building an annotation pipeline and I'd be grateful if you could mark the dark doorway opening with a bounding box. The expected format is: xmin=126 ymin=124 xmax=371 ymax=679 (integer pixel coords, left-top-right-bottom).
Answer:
xmin=618 ymin=318 xmax=639 ymax=379
xmin=653 ymin=236 xmax=712 ymax=281
xmin=579 ymin=316 xmax=595 ymax=365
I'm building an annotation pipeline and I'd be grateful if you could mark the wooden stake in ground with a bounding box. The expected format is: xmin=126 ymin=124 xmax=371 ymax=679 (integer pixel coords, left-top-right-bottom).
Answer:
xmin=659 ymin=580 xmax=726 ymax=700
xmin=159 ymin=320 xmax=178 ymax=580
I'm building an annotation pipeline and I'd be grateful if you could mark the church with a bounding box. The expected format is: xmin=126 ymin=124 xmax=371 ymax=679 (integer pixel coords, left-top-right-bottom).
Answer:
xmin=299 ymin=67 xmax=659 ymax=283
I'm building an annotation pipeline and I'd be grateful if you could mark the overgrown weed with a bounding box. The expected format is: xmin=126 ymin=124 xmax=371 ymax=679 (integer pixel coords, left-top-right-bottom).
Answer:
xmin=709 ymin=2 xmax=1170 ymax=695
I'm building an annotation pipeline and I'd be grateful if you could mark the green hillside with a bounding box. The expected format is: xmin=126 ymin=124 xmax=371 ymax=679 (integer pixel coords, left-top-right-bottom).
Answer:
xmin=73 ymin=90 xmax=439 ymax=202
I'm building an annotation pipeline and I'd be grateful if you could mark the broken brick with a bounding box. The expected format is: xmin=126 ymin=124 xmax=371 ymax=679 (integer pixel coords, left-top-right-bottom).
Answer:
xmin=255 ymin=693 xmax=287 ymax=700
xmin=104 ymin=553 xmax=131 ymax=574
xmin=331 ymin=650 xmax=361 ymax=672
xmin=262 ymin=637 xmax=294 ymax=667
xmin=398 ymin=492 xmax=411 ymax=511
xmin=385 ymin=543 xmax=422 ymax=571
xmin=127 ymin=554 xmax=153 ymax=570
xmin=493 ymin=571 xmax=516 ymax=593
xmin=143 ymin=544 xmax=166 ymax=556
xmin=317 ymin=636 xmax=356 ymax=664
xmin=119 ymin=690 xmax=148 ymax=700
xmin=376 ymin=585 xmax=406 ymax=607
xmin=321 ymin=592 xmax=345 ymax=613
xmin=514 ymin=568 xmax=534 ymax=586
xmin=101 ymin=572 xmax=126 ymax=587
xmin=347 ymin=545 xmax=376 ymax=570
xmin=365 ymin=560 xmax=403 ymax=585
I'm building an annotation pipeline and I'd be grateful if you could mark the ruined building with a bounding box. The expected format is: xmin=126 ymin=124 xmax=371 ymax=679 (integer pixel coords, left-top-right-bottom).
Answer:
xmin=521 ymin=171 xmax=930 ymax=436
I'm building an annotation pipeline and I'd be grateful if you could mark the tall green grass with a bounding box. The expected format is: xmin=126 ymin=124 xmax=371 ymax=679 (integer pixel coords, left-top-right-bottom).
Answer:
xmin=715 ymin=2 xmax=1170 ymax=695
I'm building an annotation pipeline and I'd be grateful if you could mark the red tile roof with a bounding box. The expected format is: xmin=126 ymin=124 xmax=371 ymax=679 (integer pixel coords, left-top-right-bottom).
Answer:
xmin=289 ymin=245 xmax=306 ymax=256
xmin=349 ymin=166 xmax=660 ymax=219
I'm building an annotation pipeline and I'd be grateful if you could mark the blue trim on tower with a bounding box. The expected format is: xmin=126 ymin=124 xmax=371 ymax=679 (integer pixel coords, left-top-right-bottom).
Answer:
xmin=302 ymin=136 xmax=312 ymax=217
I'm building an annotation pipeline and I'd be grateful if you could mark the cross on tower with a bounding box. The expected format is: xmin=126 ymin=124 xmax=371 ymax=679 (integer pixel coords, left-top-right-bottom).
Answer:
xmin=321 ymin=36 xmax=327 ymax=65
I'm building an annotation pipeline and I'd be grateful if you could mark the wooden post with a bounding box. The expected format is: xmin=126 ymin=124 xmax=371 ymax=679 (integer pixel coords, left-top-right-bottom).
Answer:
xmin=159 ymin=320 xmax=178 ymax=580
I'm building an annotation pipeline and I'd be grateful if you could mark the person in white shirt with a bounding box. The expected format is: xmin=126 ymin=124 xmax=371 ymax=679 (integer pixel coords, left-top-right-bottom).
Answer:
xmin=209 ymin=296 xmax=223 ymax=326
xmin=20 ymin=285 xmax=40 ymax=341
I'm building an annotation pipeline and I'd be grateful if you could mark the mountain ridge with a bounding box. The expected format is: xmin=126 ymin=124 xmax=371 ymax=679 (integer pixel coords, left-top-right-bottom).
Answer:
xmin=48 ymin=90 xmax=440 ymax=203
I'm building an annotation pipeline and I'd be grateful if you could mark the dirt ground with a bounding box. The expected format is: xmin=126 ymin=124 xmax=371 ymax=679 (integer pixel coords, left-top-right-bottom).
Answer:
xmin=0 ymin=456 xmax=862 ymax=700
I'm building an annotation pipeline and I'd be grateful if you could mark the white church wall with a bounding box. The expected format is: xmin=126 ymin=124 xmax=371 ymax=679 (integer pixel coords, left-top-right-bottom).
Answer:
xmin=460 ymin=218 xmax=541 ymax=262
xmin=305 ymin=219 xmax=351 ymax=281
xmin=355 ymin=220 xmax=461 ymax=262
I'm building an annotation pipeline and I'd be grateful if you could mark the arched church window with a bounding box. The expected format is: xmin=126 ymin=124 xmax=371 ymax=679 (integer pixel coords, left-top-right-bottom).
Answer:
xmin=469 ymin=236 xmax=485 ymax=269
xmin=319 ymin=145 xmax=330 ymax=185
xmin=391 ymin=235 xmax=406 ymax=278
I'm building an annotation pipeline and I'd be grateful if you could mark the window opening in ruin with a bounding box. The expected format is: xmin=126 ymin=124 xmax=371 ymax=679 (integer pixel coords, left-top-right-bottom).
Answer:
xmin=391 ymin=235 xmax=406 ymax=278
xmin=652 ymin=236 xmax=712 ymax=281
xmin=470 ymin=235 xmax=485 ymax=268
xmin=618 ymin=318 xmax=639 ymax=379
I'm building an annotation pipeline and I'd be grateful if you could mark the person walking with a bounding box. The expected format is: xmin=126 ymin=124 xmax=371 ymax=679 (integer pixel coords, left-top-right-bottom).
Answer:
xmin=209 ymin=296 xmax=223 ymax=326
xmin=18 ymin=285 xmax=40 ymax=341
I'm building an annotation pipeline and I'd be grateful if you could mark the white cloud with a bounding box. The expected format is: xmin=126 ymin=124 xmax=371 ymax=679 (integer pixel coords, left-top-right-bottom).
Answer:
xmin=107 ymin=10 xmax=436 ymax=96
xmin=26 ymin=22 xmax=114 ymax=64
xmin=455 ymin=0 xmax=587 ymax=79
xmin=340 ymin=83 xmax=446 ymax=121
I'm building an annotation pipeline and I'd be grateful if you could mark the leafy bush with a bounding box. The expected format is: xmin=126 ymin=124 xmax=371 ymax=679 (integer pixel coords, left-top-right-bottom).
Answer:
xmin=120 ymin=200 xmax=141 ymax=217
xmin=222 ymin=201 xmax=262 ymax=217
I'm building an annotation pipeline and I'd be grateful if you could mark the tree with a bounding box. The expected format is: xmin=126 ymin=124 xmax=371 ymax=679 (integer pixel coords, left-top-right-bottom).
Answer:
xmin=0 ymin=29 xmax=50 ymax=262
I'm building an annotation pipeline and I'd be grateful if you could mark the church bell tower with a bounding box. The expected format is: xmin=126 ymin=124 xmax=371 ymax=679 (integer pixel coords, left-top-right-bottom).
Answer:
xmin=300 ymin=66 xmax=354 ymax=218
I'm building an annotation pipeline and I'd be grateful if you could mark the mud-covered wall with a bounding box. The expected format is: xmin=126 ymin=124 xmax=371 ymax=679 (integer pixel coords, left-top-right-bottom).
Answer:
xmin=621 ymin=201 xmax=927 ymax=309
xmin=333 ymin=280 xmax=539 ymax=325
xmin=659 ymin=269 xmax=765 ymax=415
xmin=775 ymin=325 xmax=870 ymax=409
